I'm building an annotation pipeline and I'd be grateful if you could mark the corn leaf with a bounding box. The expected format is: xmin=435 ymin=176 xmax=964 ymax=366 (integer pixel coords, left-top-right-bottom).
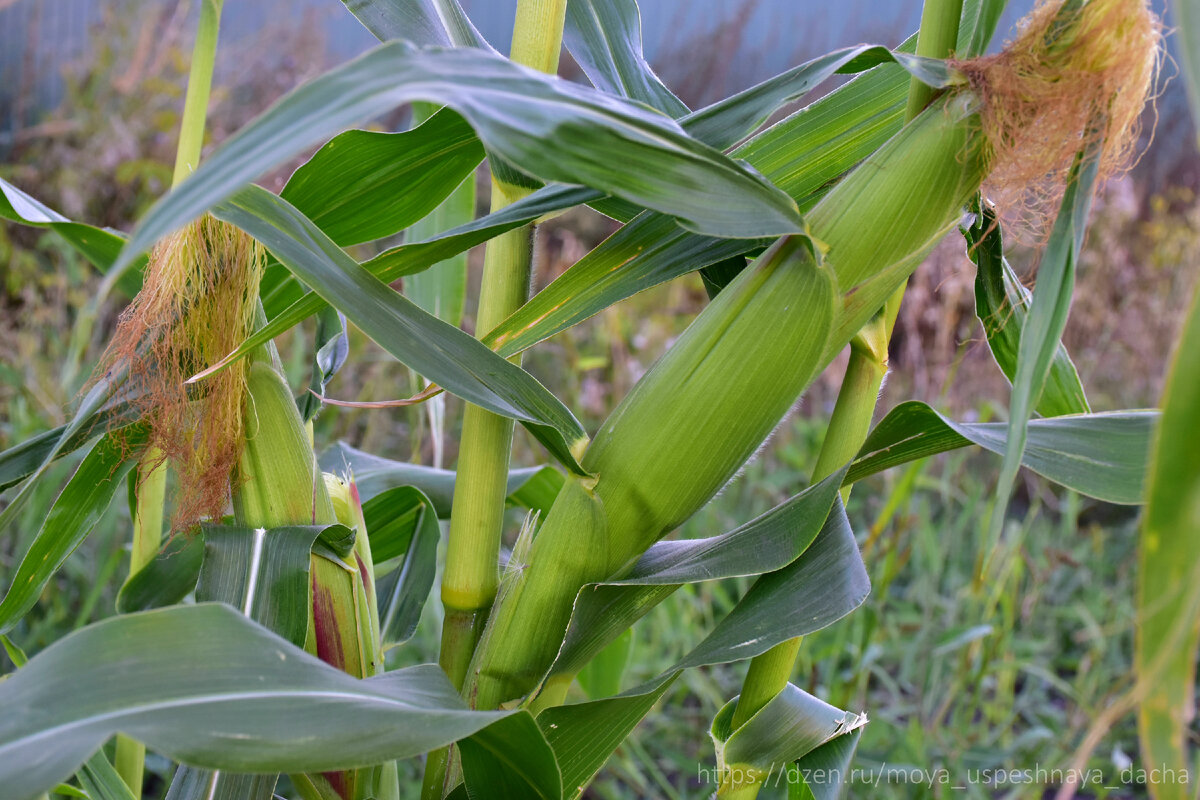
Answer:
xmin=563 ymin=0 xmax=689 ymax=117
xmin=1135 ymin=286 xmax=1200 ymax=800
xmin=162 ymin=768 xmax=276 ymax=800
xmin=76 ymin=751 xmax=138 ymax=800
xmin=368 ymin=487 xmax=439 ymax=647
xmin=989 ymin=148 xmax=1101 ymax=547
xmin=711 ymin=685 xmax=866 ymax=783
xmin=116 ymin=533 xmax=206 ymax=614
xmin=458 ymin=712 xmax=561 ymax=800
xmin=960 ymin=0 xmax=1009 ymax=58
xmin=280 ymin=108 xmax=483 ymax=247
xmin=0 ymin=429 xmax=143 ymax=635
xmin=296 ymin=307 xmax=349 ymax=424
xmin=787 ymin=727 xmax=864 ymax=800
xmin=340 ymin=0 xmax=490 ymax=49
xmin=0 ymin=604 xmax=513 ymax=800
xmin=484 ymin=49 xmax=920 ymax=357
xmin=112 ymin=41 xmax=808 ymax=283
xmin=0 ymin=178 xmax=143 ymax=297
xmin=322 ymin=441 xmax=562 ymax=515
xmin=964 ymin=200 xmax=1089 ymax=417
xmin=1176 ymin=0 xmax=1200 ymax=123
xmin=536 ymin=674 xmax=679 ymax=798
xmin=213 ymin=185 xmax=589 ymax=473
xmin=847 ymin=401 xmax=1154 ymax=505
xmin=550 ymin=470 xmax=846 ymax=678
xmin=537 ymin=504 xmax=866 ymax=794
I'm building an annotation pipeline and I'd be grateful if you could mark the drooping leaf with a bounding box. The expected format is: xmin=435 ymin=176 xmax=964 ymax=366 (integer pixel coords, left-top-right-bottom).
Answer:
xmin=846 ymin=401 xmax=1154 ymax=505
xmin=1136 ymin=285 xmax=1200 ymax=800
xmin=213 ymin=185 xmax=589 ymax=473
xmin=964 ymin=200 xmax=1089 ymax=417
xmin=112 ymin=40 xmax=806 ymax=283
xmin=988 ymin=146 xmax=1101 ymax=550
xmin=0 ymin=604 xmax=512 ymax=800
xmin=280 ymin=108 xmax=483 ymax=247
xmin=536 ymin=503 xmax=867 ymax=795
xmin=563 ymin=0 xmax=689 ymax=117
xmin=0 ymin=178 xmax=143 ymax=297
xmin=0 ymin=429 xmax=144 ymax=635
xmin=550 ymin=471 xmax=846 ymax=678
xmin=321 ymin=441 xmax=561 ymax=515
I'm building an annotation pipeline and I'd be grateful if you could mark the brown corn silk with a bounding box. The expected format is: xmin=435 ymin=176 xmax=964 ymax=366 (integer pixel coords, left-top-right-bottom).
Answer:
xmin=954 ymin=0 xmax=1161 ymax=236
xmin=99 ymin=215 xmax=263 ymax=529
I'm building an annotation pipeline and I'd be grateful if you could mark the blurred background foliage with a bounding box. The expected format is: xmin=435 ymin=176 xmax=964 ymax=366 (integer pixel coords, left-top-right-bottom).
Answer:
xmin=0 ymin=0 xmax=1197 ymax=797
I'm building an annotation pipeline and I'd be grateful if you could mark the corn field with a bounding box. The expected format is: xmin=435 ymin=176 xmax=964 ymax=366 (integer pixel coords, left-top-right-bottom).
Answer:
xmin=0 ymin=0 xmax=1197 ymax=798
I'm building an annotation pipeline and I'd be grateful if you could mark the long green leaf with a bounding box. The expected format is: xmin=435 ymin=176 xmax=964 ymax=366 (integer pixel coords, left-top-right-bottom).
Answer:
xmin=536 ymin=505 xmax=867 ymax=795
xmin=112 ymin=40 xmax=805 ymax=282
xmin=0 ymin=604 xmax=511 ymax=800
xmin=847 ymin=401 xmax=1154 ymax=505
xmin=550 ymin=470 xmax=846 ymax=678
xmin=989 ymin=148 xmax=1101 ymax=547
xmin=76 ymin=752 xmax=138 ymax=800
xmin=964 ymin=200 xmax=1089 ymax=417
xmin=1135 ymin=285 xmax=1200 ymax=800
xmin=788 ymin=727 xmax=864 ymax=800
xmin=116 ymin=533 xmax=206 ymax=614
xmin=0 ymin=429 xmax=143 ymax=635
xmin=212 ymin=185 xmax=589 ymax=473
xmin=0 ymin=178 xmax=143 ymax=297
xmin=280 ymin=108 xmax=483 ymax=247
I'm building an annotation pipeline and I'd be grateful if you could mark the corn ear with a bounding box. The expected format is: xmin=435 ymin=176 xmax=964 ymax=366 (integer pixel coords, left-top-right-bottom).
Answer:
xmin=234 ymin=360 xmax=335 ymax=527
xmin=469 ymin=239 xmax=836 ymax=709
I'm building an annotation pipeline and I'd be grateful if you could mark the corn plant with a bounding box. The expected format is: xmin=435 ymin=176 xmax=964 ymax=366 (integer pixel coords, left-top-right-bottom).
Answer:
xmin=0 ymin=0 xmax=1194 ymax=798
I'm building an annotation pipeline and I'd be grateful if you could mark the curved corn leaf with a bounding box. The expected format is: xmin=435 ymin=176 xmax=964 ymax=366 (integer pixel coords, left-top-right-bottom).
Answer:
xmin=321 ymin=441 xmax=562 ymax=515
xmin=1136 ymin=285 xmax=1200 ymax=800
xmin=564 ymin=0 xmax=689 ymax=117
xmin=458 ymin=712 xmax=561 ymax=800
xmin=484 ymin=51 xmax=917 ymax=357
xmin=280 ymin=108 xmax=483 ymax=247
xmin=536 ymin=504 xmax=866 ymax=794
xmin=988 ymin=147 xmax=1101 ymax=549
xmin=116 ymin=533 xmax=206 ymax=614
xmin=710 ymin=685 xmax=865 ymax=783
xmin=0 ymin=429 xmax=143 ymax=635
xmin=551 ymin=470 xmax=845 ymax=677
xmin=296 ymin=307 xmax=349 ymax=424
xmin=340 ymin=0 xmax=491 ymax=49
xmin=846 ymin=401 xmax=1155 ymax=505
xmin=0 ymin=178 xmax=143 ymax=297
xmin=212 ymin=185 xmax=589 ymax=473
xmin=227 ymin=184 xmax=594 ymax=367
xmin=787 ymin=726 xmax=864 ymax=800
xmin=963 ymin=200 xmax=1089 ymax=417
xmin=77 ymin=751 xmax=138 ymax=800
xmin=112 ymin=41 xmax=805 ymax=282
xmin=368 ymin=487 xmax=440 ymax=647
xmin=0 ymin=604 xmax=511 ymax=800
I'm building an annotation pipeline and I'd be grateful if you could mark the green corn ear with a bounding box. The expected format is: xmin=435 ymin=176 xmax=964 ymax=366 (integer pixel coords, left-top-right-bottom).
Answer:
xmin=469 ymin=237 xmax=836 ymax=710
xmin=467 ymin=92 xmax=992 ymax=711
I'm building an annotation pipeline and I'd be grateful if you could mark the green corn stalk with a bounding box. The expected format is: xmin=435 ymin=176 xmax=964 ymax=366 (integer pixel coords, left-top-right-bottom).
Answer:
xmin=466 ymin=87 xmax=988 ymax=713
